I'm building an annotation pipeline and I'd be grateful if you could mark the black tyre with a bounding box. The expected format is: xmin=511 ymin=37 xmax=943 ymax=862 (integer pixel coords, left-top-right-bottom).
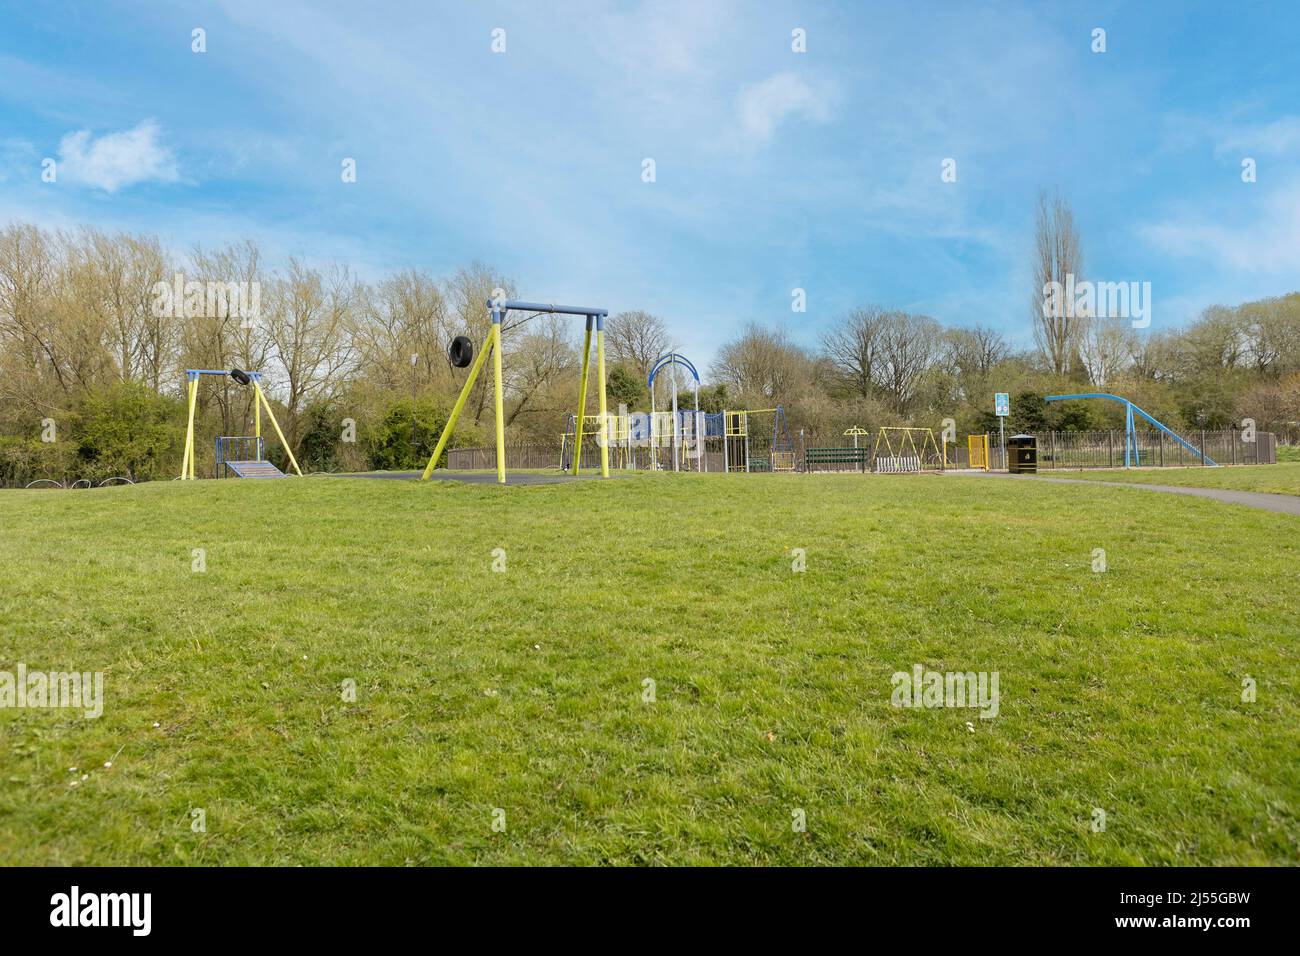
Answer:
xmin=449 ymin=336 xmax=473 ymax=368
xmin=230 ymin=368 xmax=252 ymax=386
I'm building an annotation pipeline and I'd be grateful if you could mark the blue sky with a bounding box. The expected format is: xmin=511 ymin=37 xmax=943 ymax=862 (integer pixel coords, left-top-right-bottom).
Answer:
xmin=2 ymin=0 xmax=1298 ymax=365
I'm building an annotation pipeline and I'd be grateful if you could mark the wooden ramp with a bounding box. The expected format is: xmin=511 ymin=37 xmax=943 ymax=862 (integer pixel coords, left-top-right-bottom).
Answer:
xmin=225 ymin=460 xmax=286 ymax=478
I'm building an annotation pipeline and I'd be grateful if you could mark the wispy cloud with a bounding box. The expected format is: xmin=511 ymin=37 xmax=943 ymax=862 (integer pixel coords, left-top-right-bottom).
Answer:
xmin=57 ymin=120 xmax=179 ymax=193
xmin=1209 ymin=116 xmax=1300 ymax=159
xmin=1139 ymin=182 xmax=1300 ymax=273
xmin=735 ymin=72 xmax=834 ymax=143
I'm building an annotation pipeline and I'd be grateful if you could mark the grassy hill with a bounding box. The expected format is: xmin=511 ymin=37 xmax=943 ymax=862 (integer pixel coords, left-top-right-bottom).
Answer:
xmin=1 ymin=472 xmax=1296 ymax=864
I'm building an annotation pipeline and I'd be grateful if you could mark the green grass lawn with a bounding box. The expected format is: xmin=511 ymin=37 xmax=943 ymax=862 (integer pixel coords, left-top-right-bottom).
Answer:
xmin=1 ymin=473 xmax=1296 ymax=865
xmin=1044 ymin=461 xmax=1300 ymax=497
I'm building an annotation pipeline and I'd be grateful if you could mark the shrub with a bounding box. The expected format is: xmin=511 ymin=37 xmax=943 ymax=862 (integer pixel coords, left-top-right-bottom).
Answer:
xmin=71 ymin=383 xmax=186 ymax=481
xmin=365 ymin=397 xmax=485 ymax=471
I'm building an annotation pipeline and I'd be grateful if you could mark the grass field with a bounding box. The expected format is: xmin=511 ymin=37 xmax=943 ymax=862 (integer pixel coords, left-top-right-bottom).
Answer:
xmin=1 ymin=473 xmax=1296 ymax=865
xmin=1047 ymin=461 xmax=1300 ymax=497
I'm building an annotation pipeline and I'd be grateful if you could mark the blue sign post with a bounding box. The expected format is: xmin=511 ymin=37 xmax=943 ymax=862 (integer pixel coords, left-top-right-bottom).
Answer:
xmin=994 ymin=393 xmax=1009 ymax=469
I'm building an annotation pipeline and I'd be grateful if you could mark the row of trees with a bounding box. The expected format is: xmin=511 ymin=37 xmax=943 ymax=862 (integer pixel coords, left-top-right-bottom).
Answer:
xmin=1 ymin=217 xmax=1297 ymax=484
xmin=711 ymin=294 xmax=1300 ymax=441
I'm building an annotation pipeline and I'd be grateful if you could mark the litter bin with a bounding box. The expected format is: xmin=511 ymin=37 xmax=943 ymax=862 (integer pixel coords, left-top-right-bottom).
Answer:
xmin=1007 ymin=434 xmax=1037 ymax=474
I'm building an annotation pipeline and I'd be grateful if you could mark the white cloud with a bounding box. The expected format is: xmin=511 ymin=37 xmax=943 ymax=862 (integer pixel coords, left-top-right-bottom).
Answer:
xmin=1212 ymin=116 xmax=1300 ymax=159
xmin=736 ymin=72 xmax=833 ymax=143
xmin=57 ymin=120 xmax=179 ymax=193
xmin=1139 ymin=183 xmax=1300 ymax=273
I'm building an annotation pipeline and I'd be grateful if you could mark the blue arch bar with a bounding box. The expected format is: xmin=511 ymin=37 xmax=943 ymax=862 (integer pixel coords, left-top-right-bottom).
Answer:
xmin=647 ymin=352 xmax=700 ymax=389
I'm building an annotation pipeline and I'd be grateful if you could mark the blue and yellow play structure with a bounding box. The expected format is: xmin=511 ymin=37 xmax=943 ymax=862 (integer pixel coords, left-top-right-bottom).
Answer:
xmin=180 ymin=368 xmax=302 ymax=479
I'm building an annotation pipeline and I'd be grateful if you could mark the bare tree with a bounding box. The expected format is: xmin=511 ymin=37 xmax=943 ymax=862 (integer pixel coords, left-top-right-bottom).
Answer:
xmin=1184 ymin=305 xmax=1247 ymax=374
xmin=1078 ymin=315 xmax=1135 ymax=387
xmin=180 ymin=240 xmax=270 ymax=435
xmin=1241 ymin=294 xmax=1300 ymax=377
xmin=1032 ymin=190 xmax=1084 ymax=375
xmin=1129 ymin=329 xmax=1178 ymax=381
xmin=443 ymin=263 xmax=515 ymax=425
xmin=263 ymin=259 xmax=358 ymax=445
xmin=710 ymin=322 xmax=812 ymax=402
xmin=821 ymin=306 xmax=888 ymax=398
xmin=0 ymin=224 xmax=69 ymax=404
xmin=876 ymin=311 xmax=941 ymax=413
xmin=605 ymin=310 xmax=671 ymax=381
xmin=80 ymin=228 xmax=173 ymax=389
xmin=354 ymin=268 xmax=450 ymax=392
xmin=505 ymin=315 xmax=578 ymax=425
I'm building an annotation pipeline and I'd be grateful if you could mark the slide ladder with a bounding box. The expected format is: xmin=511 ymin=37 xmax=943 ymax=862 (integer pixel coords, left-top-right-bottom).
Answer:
xmin=223 ymin=460 xmax=286 ymax=478
xmin=216 ymin=436 xmax=285 ymax=478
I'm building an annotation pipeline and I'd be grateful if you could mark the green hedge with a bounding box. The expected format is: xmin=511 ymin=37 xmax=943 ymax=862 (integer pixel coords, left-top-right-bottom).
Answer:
xmin=0 ymin=384 xmax=185 ymax=487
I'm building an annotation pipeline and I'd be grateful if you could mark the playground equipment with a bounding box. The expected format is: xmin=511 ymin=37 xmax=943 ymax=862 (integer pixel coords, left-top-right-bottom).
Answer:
xmin=847 ymin=429 xmax=868 ymax=473
xmin=561 ymin=410 xmax=632 ymax=471
xmin=561 ymin=404 xmax=796 ymax=473
xmin=648 ymin=353 xmax=702 ymax=472
xmin=180 ymin=369 xmax=301 ymax=479
xmin=1044 ymin=393 xmax=1217 ymax=467
xmin=424 ymin=299 xmax=610 ymax=484
xmin=705 ymin=407 xmax=795 ymax=472
xmin=872 ymin=426 xmax=942 ymax=473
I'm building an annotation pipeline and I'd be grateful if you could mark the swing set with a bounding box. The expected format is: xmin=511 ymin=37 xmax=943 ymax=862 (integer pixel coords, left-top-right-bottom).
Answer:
xmin=180 ymin=368 xmax=302 ymax=479
xmin=872 ymin=426 xmax=943 ymax=473
xmin=423 ymin=299 xmax=612 ymax=484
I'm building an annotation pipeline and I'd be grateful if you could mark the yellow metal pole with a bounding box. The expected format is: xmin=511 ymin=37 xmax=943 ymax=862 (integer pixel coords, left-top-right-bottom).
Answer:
xmin=421 ymin=329 xmax=492 ymax=480
xmin=181 ymin=376 xmax=197 ymax=479
xmin=596 ymin=319 xmax=609 ymax=478
xmin=492 ymin=322 xmax=506 ymax=484
xmin=254 ymin=383 xmax=303 ymax=476
xmin=189 ymin=377 xmax=199 ymax=479
xmin=572 ymin=318 xmax=593 ymax=475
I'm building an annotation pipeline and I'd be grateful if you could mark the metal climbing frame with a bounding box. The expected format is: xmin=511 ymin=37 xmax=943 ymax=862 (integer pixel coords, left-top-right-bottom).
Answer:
xmin=647 ymin=353 xmax=702 ymax=472
xmin=707 ymin=407 xmax=795 ymax=472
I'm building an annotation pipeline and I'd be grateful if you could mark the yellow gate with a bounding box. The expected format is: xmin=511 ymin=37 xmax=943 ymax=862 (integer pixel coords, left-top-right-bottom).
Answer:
xmin=968 ymin=434 xmax=989 ymax=471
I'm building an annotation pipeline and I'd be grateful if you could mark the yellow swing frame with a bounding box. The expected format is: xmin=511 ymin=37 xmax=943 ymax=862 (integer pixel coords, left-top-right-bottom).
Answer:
xmin=872 ymin=426 xmax=942 ymax=472
xmin=422 ymin=299 xmax=611 ymax=484
xmin=179 ymin=369 xmax=302 ymax=479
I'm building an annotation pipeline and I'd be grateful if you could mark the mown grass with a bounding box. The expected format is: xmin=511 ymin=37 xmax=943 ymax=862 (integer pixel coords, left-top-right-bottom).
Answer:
xmin=0 ymin=472 xmax=1296 ymax=865
xmin=1052 ymin=461 xmax=1300 ymax=497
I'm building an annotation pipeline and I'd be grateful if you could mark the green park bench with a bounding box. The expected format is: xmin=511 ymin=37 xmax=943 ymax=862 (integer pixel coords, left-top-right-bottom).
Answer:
xmin=804 ymin=447 xmax=869 ymax=470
